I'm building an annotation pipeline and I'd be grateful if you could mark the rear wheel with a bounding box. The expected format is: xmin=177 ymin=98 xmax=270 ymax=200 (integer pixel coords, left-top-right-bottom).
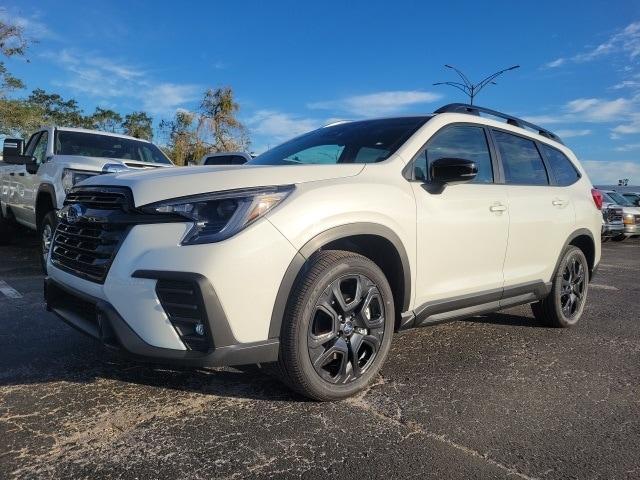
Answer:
xmin=276 ymin=250 xmax=394 ymax=401
xmin=531 ymin=245 xmax=589 ymax=328
xmin=39 ymin=211 xmax=57 ymax=274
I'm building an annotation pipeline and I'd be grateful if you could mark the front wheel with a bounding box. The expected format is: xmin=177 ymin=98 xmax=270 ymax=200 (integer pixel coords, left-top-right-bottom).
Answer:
xmin=276 ymin=250 xmax=395 ymax=401
xmin=39 ymin=211 xmax=57 ymax=274
xmin=531 ymin=245 xmax=589 ymax=328
xmin=611 ymin=234 xmax=627 ymax=242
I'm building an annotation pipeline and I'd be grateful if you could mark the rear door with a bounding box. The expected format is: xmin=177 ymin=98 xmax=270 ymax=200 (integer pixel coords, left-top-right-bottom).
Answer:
xmin=411 ymin=124 xmax=510 ymax=308
xmin=492 ymin=129 xmax=576 ymax=290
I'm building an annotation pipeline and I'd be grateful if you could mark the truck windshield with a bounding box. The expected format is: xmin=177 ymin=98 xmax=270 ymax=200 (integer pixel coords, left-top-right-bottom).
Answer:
xmin=607 ymin=191 xmax=634 ymax=207
xmin=55 ymin=131 xmax=172 ymax=164
xmin=248 ymin=117 xmax=430 ymax=166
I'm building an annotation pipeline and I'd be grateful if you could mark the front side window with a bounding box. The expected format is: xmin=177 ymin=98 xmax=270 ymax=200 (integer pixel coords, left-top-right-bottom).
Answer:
xmin=540 ymin=144 xmax=580 ymax=186
xmin=493 ymin=130 xmax=549 ymax=185
xmin=413 ymin=125 xmax=494 ymax=183
xmin=23 ymin=132 xmax=41 ymax=157
xmin=249 ymin=117 xmax=429 ymax=166
xmin=55 ymin=131 xmax=172 ymax=164
xmin=32 ymin=131 xmax=48 ymax=164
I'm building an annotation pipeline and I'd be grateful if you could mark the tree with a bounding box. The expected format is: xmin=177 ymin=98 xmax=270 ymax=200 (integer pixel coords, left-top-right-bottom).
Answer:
xmin=159 ymin=110 xmax=199 ymax=165
xmin=90 ymin=107 xmax=122 ymax=133
xmin=198 ymin=87 xmax=249 ymax=152
xmin=26 ymin=88 xmax=91 ymax=128
xmin=122 ymin=111 xmax=153 ymax=140
xmin=0 ymin=19 xmax=28 ymax=96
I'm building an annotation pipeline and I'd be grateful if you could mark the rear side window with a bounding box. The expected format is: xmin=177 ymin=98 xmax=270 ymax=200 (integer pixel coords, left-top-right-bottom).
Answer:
xmin=414 ymin=125 xmax=494 ymax=183
xmin=540 ymin=144 xmax=580 ymax=186
xmin=493 ymin=130 xmax=549 ymax=185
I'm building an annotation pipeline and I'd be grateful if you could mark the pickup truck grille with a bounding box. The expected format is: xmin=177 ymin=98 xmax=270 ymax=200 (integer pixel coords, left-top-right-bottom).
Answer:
xmin=603 ymin=207 xmax=623 ymax=223
xmin=51 ymin=187 xmax=133 ymax=283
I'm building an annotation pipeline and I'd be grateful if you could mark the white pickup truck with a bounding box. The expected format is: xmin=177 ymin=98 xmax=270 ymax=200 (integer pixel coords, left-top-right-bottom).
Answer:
xmin=0 ymin=126 xmax=174 ymax=270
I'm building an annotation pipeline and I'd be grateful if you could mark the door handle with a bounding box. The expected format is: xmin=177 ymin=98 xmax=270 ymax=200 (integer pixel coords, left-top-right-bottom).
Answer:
xmin=552 ymin=199 xmax=568 ymax=207
xmin=489 ymin=203 xmax=507 ymax=212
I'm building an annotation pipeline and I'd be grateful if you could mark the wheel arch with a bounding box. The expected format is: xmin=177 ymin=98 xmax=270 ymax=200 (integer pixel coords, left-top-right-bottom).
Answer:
xmin=35 ymin=183 xmax=57 ymax=228
xmin=268 ymin=223 xmax=412 ymax=338
xmin=557 ymin=228 xmax=596 ymax=280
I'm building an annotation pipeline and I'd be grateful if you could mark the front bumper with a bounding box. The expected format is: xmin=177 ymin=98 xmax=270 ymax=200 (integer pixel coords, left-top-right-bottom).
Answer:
xmin=602 ymin=223 xmax=624 ymax=237
xmin=44 ymin=276 xmax=279 ymax=367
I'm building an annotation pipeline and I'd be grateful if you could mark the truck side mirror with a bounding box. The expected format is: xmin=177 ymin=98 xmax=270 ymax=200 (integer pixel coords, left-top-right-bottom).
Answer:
xmin=2 ymin=138 xmax=24 ymax=162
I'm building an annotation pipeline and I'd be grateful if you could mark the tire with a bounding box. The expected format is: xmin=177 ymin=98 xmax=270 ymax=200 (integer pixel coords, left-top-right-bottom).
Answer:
xmin=612 ymin=234 xmax=626 ymax=242
xmin=276 ymin=250 xmax=395 ymax=401
xmin=601 ymin=236 xmax=610 ymax=243
xmin=531 ymin=245 xmax=589 ymax=328
xmin=39 ymin=211 xmax=57 ymax=274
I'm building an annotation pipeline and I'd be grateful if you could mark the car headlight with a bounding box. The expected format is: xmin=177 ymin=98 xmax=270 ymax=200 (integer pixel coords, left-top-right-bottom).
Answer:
xmin=141 ymin=185 xmax=294 ymax=245
xmin=62 ymin=169 xmax=97 ymax=193
xmin=623 ymin=213 xmax=636 ymax=225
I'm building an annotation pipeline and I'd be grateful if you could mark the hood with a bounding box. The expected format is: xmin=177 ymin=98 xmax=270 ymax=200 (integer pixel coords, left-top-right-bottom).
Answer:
xmin=79 ymin=163 xmax=365 ymax=206
xmin=55 ymin=155 xmax=173 ymax=173
xmin=603 ymin=202 xmax=640 ymax=215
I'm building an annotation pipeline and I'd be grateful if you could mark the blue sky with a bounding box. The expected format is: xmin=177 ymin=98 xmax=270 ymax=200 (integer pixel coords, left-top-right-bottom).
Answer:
xmin=3 ymin=0 xmax=640 ymax=183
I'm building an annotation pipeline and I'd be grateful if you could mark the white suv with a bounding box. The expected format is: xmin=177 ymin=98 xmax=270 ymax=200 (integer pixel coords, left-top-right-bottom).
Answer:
xmin=45 ymin=104 xmax=602 ymax=401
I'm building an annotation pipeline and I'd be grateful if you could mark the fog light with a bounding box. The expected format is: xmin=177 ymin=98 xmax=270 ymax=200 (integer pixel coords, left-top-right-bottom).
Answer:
xmin=195 ymin=323 xmax=205 ymax=336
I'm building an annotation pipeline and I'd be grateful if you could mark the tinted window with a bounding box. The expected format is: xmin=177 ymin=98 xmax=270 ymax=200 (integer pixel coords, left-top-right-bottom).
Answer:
xmin=414 ymin=125 xmax=493 ymax=183
xmin=204 ymin=155 xmax=247 ymax=165
xmin=541 ymin=144 xmax=580 ymax=186
xmin=249 ymin=117 xmax=429 ymax=165
xmin=23 ymin=132 xmax=41 ymax=156
xmin=32 ymin=131 xmax=48 ymax=164
xmin=493 ymin=130 xmax=548 ymax=185
xmin=55 ymin=131 xmax=172 ymax=164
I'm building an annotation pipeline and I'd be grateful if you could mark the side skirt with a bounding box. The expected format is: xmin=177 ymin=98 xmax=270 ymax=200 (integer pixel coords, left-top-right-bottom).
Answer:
xmin=399 ymin=281 xmax=552 ymax=330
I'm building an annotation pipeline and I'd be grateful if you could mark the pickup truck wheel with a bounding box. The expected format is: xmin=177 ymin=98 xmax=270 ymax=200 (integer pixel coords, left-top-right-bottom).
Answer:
xmin=531 ymin=245 xmax=589 ymax=328
xmin=611 ymin=234 xmax=626 ymax=242
xmin=39 ymin=211 xmax=57 ymax=274
xmin=276 ymin=250 xmax=394 ymax=401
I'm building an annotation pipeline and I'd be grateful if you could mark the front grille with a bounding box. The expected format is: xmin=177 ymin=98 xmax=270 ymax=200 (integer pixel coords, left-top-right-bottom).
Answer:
xmin=51 ymin=222 xmax=128 ymax=283
xmin=603 ymin=207 xmax=623 ymax=223
xmin=156 ymin=279 xmax=211 ymax=351
xmin=51 ymin=187 xmax=133 ymax=283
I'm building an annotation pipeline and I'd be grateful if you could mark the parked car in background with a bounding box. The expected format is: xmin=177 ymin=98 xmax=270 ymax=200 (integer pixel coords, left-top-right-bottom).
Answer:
xmin=45 ymin=103 xmax=601 ymax=401
xmin=600 ymin=190 xmax=640 ymax=241
xmin=0 ymin=127 xmax=174 ymax=269
xmin=201 ymin=152 xmax=253 ymax=166
xmin=621 ymin=191 xmax=640 ymax=207
xmin=601 ymin=205 xmax=624 ymax=242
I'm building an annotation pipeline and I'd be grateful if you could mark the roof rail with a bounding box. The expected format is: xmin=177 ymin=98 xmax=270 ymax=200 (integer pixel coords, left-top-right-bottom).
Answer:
xmin=434 ymin=103 xmax=563 ymax=144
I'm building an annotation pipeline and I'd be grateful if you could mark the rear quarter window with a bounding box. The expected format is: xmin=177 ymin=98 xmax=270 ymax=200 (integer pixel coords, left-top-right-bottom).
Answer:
xmin=540 ymin=144 xmax=581 ymax=186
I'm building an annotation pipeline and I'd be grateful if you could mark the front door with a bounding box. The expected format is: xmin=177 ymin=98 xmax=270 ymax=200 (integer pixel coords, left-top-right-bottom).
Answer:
xmin=412 ymin=124 xmax=510 ymax=308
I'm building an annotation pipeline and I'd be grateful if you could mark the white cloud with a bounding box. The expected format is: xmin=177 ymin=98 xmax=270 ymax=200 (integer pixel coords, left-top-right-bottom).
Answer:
xmin=574 ymin=21 xmax=640 ymax=62
xmin=542 ymin=21 xmax=640 ymax=69
xmin=555 ymin=129 xmax=591 ymax=138
xmin=247 ymin=110 xmax=322 ymax=142
xmin=612 ymin=113 xmax=640 ymax=135
xmin=614 ymin=143 xmax=640 ymax=152
xmin=544 ymin=58 xmax=566 ymax=69
xmin=583 ymin=160 xmax=640 ymax=184
xmin=0 ymin=8 xmax=57 ymax=41
xmin=42 ymin=49 xmax=199 ymax=116
xmin=565 ymin=97 xmax=631 ymax=122
xmin=308 ymin=90 xmax=442 ymax=117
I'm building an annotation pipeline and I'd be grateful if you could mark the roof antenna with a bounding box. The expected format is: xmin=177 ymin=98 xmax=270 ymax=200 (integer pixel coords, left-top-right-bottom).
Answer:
xmin=433 ymin=64 xmax=520 ymax=105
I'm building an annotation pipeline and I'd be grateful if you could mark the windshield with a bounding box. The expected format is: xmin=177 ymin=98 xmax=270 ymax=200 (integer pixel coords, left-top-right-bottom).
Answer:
xmin=55 ymin=131 xmax=172 ymax=164
xmin=248 ymin=117 xmax=430 ymax=166
xmin=607 ymin=191 xmax=634 ymax=207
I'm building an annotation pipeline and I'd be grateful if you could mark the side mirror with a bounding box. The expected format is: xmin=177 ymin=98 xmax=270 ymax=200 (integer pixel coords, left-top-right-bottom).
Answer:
xmin=2 ymin=138 xmax=24 ymax=162
xmin=428 ymin=158 xmax=477 ymax=192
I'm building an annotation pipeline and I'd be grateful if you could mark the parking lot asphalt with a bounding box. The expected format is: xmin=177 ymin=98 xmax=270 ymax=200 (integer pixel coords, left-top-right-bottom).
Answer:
xmin=0 ymin=231 xmax=639 ymax=480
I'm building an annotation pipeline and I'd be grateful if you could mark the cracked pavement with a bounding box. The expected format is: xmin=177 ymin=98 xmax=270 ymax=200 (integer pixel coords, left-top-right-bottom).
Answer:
xmin=1 ymin=231 xmax=639 ymax=479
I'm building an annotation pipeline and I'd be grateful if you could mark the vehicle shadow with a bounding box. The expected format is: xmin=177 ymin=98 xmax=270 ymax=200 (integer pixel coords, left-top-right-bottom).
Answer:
xmin=464 ymin=311 xmax=549 ymax=328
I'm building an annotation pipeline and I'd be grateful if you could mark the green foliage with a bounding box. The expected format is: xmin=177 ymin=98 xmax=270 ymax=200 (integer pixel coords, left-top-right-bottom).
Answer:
xmin=90 ymin=107 xmax=123 ymax=133
xmin=161 ymin=87 xmax=249 ymax=165
xmin=122 ymin=111 xmax=153 ymax=140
